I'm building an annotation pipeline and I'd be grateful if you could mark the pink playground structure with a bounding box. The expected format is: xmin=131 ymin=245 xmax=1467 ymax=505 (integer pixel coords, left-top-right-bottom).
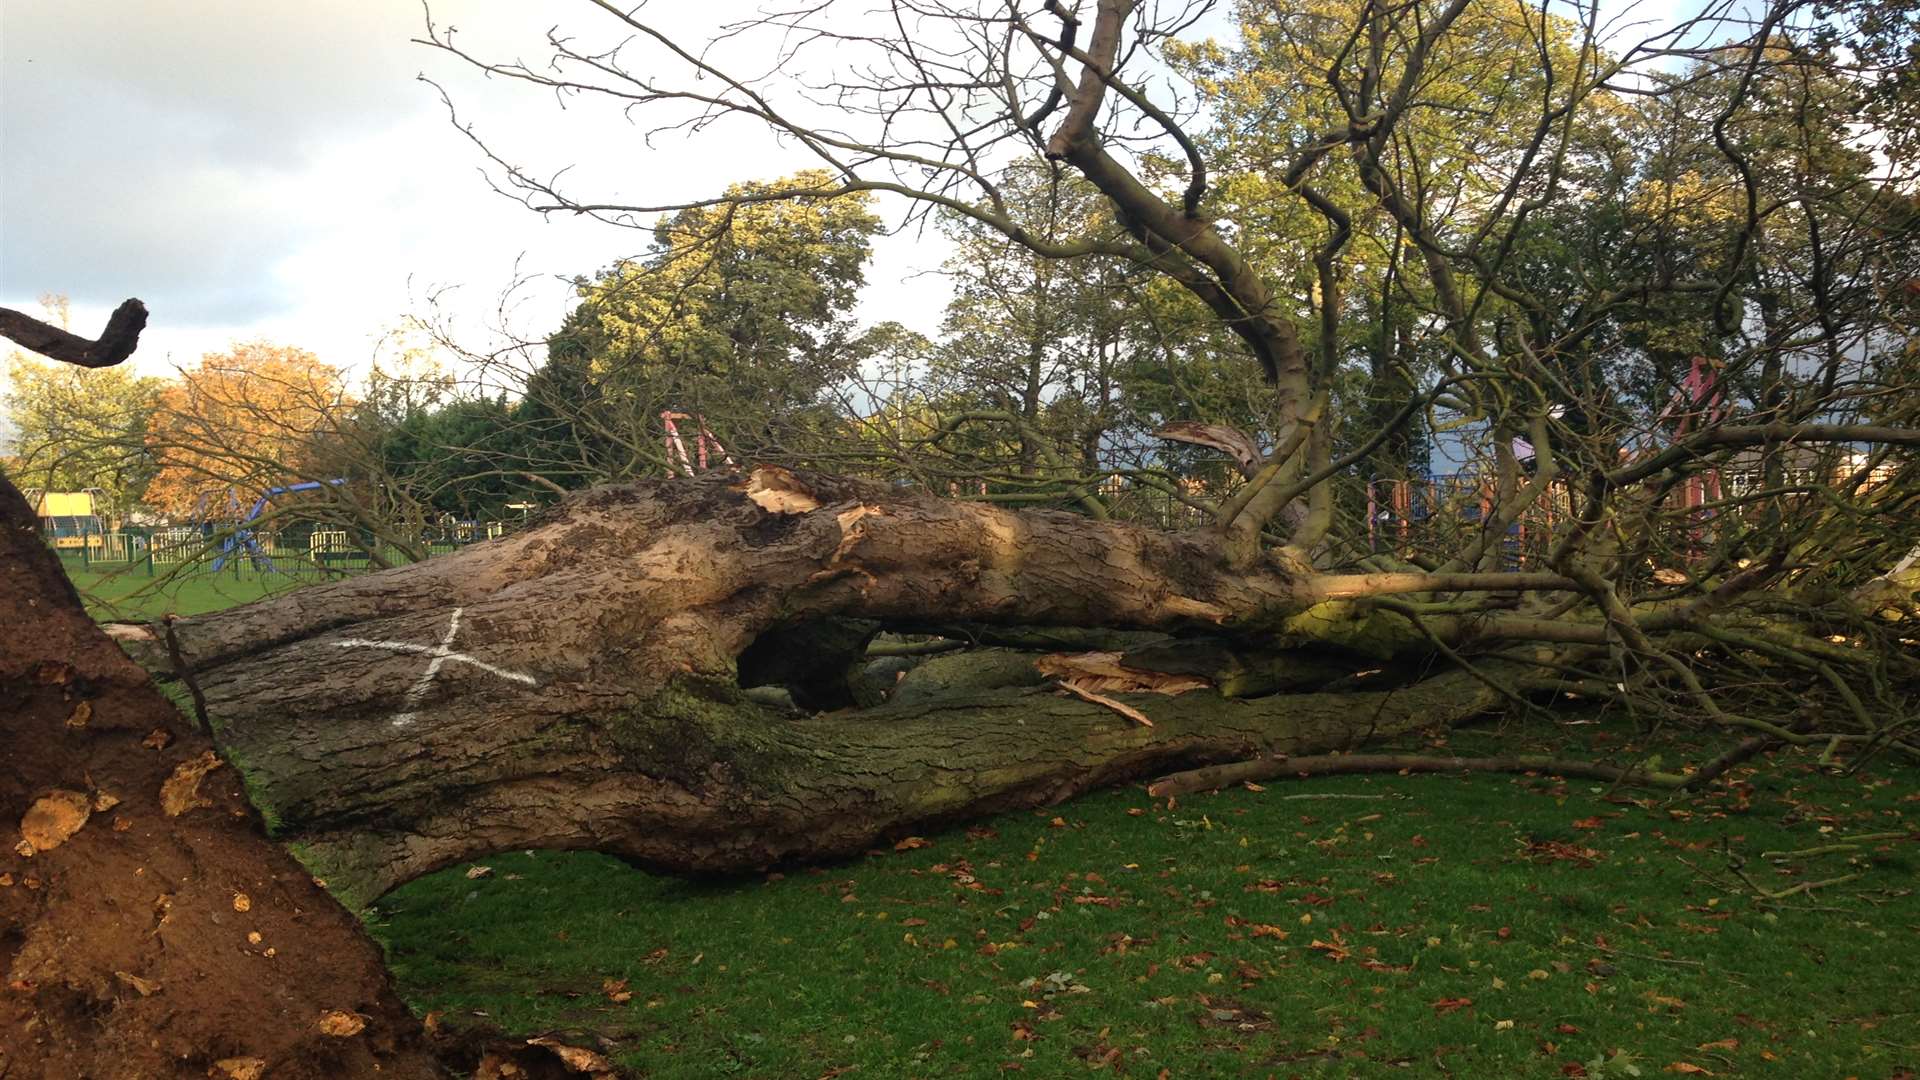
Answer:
xmin=661 ymin=410 xmax=735 ymax=478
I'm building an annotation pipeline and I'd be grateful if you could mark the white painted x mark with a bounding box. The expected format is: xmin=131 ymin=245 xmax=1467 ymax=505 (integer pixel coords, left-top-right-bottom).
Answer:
xmin=335 ymin=607 xmax=536 ymax=727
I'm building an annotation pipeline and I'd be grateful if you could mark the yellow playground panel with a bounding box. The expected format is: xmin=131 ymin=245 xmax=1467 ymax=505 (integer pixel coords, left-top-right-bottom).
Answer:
xmin=35 ymin=491 xmax=95 ymax=517
xmin=31 ymin=489 xmax=105 ymax=550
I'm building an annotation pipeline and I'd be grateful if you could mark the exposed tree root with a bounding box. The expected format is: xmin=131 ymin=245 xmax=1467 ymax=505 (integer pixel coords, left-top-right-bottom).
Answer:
xmin=0 ymin=476 xmax=440 ymax=1078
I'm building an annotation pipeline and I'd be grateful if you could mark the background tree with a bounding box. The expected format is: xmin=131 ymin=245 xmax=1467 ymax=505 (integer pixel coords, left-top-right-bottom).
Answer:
xmin=139 ymin=342 xmax=449 ymax=568
xmin=5 ymin=333 xmax=164 ymax=520
xmin=321 ymin=336 xmax=539 ymax=530
xmin=144 ymin=342 xmax=351 ymax=517
xmin=0 ymin=298 xmax=440 ymax=1077
xmin=1164 ymin=0 xmax=1601 ymax=479
xmin=526 ymin=170 xmax=884 ymax=477
xmin=926 ymin=166 xmax=1142 ymax=481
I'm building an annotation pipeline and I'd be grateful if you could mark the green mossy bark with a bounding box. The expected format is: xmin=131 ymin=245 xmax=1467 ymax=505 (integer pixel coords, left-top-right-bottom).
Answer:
xmin=250 ymin=661 xmax=1520 ymax=905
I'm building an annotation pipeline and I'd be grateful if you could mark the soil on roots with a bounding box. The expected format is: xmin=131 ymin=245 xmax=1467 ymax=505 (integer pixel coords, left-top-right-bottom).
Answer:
xmin=0 ymin=483 xmax=440 ymax=1079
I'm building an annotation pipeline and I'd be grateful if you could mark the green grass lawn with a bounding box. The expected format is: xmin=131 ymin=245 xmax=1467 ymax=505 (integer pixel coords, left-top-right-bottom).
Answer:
xmin=371 ymin=723 xmax=1918 ymax=1079
xmin=57 ymin=558 xmax=1920 ymax=1078
xmin=62 ymin=559 xmax=312 ymax=620
xmin=59 ymin=547 xmax=450 ymax=621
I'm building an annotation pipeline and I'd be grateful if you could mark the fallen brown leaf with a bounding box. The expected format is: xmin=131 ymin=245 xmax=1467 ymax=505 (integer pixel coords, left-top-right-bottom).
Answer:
xmin=1308 ymin=933 xmax=1351 ymax=962
xmin=159 ymin=751 xmax=223 ymax=816
xmin=527 ymin=1035 xmax=616 ymax=1076
xmin=316 ymin=1010 xmax=366 ymax=1037
xmin=214 ymin=1057 xmax=267 ymax=1080
xmin=20 ymin=790 xmax=92 ymax=852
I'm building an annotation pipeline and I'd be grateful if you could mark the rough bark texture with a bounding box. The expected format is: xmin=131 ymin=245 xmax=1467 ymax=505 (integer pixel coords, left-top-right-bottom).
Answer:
xmin=0 ymin=476 xmax=441 ymax=1078
xmin=121 ymin=472 xmax=1515 ymax=906
xmin=0 ymin=299 xmax=148 ymax=369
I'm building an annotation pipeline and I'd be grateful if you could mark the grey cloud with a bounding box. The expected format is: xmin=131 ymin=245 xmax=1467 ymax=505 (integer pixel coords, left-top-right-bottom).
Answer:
xmin=1 ymin=0 xmax=432 ymax=319
xmin=1 ymin=0 xmax=908 ymax=341
xmin=5 ymin=1 xmax=425 ymax=165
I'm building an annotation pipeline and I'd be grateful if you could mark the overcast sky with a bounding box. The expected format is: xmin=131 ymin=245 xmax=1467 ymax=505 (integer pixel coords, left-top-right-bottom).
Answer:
xmin=0 ymin=0 xmax=961 ymax=382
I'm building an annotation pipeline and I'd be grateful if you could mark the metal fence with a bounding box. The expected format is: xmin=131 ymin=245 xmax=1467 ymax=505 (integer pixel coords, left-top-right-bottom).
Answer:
xmin=51 ymin=520 xmax=519 ymax=581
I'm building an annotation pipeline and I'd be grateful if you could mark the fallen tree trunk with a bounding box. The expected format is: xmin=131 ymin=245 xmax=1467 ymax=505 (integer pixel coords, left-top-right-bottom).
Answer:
xmin=111 ymin=469 xmax=1550 ymax=905
xmin=225 ymin=666 xmax=1520 ymax=907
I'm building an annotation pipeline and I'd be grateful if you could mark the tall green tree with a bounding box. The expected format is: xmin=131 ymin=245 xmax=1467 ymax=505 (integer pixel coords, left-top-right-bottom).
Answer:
xmin=536 ymin=170 xmax=884 ymax=476
xmin=929 ymin=165 xmax=1157 ymax=480
xmin=3 ymin=299 xmax=164 ymax=519
xmin=1170 ymin=0 xmax=1604 ymax=476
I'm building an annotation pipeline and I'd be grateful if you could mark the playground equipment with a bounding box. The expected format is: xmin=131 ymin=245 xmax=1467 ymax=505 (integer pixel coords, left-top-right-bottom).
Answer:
xmin=200 ymin=478 xmax=349 ymax=572
xmin=26 ymin=487 xmax=108 ymax=550
xmin=661 ymin=410 xmax=734 ymax=478
xmin=420 ymin=513 xmax=511 ymax=548
xmin=309 ymin=529 xmax=352 ymax=562
xmin=85 ymin=531 xmax=138 ymax=563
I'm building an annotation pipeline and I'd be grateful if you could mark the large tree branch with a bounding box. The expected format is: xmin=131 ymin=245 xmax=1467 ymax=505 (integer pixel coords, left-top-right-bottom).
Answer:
xmin=1038 ymin=0 xmax=1308 ymax=394
xmin=1606 ymin=425 xmax=1920 ymax=488
xmin=0 ymin=298 xmax=147 ymax=368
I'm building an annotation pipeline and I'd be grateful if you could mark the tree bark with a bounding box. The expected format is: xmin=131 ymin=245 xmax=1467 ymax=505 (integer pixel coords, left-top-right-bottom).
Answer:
xmin=0 ymin=298 xmax=148 ymax=368
xmin=115 ymin=469 xmax=1525 ymax=907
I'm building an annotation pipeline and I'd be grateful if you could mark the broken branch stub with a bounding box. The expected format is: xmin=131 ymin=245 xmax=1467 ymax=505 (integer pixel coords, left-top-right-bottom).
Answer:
xmin=1153 ymin=421 xmax=1264 ymax=478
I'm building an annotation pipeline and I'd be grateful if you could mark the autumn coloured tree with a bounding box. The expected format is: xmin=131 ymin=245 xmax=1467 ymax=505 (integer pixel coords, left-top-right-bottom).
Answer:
xmin=143 ymin=342 xmax=349 ymax=517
